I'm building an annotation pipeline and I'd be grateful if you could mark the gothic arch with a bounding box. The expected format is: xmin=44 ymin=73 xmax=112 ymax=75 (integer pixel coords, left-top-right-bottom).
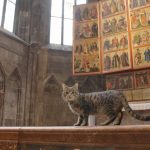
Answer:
xmin=43 ymin=74 xmax=64 ymax=125
xmin=3 ymin=68 xmax=22 ymax=126
xmin=43 ymin=74 xmax=61 ymax=93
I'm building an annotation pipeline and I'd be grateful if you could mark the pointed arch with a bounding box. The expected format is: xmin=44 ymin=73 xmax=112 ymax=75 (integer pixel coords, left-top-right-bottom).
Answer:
xmin=3 ymin=68 xmax=22 ymax=126
xmin=8 ymin=68 xmax=22 ymax=88
xmin=43 ymin=74 xmax=61 ymax=93
xmin=42 ymin=74 xmax=63 ymax=125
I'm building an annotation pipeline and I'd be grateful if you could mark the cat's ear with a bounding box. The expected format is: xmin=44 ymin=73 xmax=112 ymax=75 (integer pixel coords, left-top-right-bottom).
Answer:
xmin=62 ymin=83 xmax=66 ymax=90
xmin=74 ymin=83 xmax=78 ymax=90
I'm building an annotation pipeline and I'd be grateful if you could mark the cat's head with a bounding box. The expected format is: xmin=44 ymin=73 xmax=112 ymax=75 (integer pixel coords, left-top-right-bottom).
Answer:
xmin=62 ymin=83 xmax=79 ymax=102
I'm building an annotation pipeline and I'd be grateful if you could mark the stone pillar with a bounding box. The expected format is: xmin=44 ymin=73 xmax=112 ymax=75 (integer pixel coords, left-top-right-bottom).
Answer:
xmin=30 ymin=0 xmax=50 ymax=45
xmin=34 ymin=47 xmax=49 ymax=126
xmin=25 ymin=43 xmax=49 ymax=126
xmin=14 ymin=0 xmax=31 ymax=42
xmin=23 ymin=43 xmax=40 ymax=126
xmin=14 ymin=0 xmax=50 ymax=45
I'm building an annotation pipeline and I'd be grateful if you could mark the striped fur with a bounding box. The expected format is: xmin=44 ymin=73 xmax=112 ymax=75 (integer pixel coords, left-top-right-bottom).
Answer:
xmin=62 ymin=83 xmax=150 ymax=126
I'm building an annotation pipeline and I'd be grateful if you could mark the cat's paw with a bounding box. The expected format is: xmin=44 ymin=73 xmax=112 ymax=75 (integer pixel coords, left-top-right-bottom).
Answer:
xmin=113 ymin=121 xmax=121 ymax=125
xmin=73 ymin=123 xmax=81 ymax=126
xmin=80 ymin=122 xmax=88 ymax=126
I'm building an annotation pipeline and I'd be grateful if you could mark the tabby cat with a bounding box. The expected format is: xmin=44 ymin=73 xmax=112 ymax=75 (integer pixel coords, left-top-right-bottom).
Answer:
xmin=62 ymin=83 xmax=150 ymax=126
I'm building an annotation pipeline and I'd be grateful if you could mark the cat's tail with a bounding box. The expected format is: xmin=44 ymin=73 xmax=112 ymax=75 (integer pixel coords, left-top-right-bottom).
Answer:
xmin=121 ymin=93 xmax=150 ymax=121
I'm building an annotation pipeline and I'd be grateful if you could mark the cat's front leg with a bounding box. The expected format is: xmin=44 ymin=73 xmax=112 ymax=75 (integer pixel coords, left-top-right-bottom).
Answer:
xmin=80 ymin=114 xmax=88 ymax=126
xmin=74 ymin=115 xmax=84 ymax=126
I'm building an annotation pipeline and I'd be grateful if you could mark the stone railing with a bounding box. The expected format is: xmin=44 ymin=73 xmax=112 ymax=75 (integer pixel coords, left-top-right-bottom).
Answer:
xmin=0 ymin=126 xmax=149 ymax=150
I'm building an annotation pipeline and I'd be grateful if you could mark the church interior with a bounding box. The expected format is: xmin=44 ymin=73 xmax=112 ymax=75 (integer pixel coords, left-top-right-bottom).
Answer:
xmin=0 ymin=0 xmax=150 ymax=149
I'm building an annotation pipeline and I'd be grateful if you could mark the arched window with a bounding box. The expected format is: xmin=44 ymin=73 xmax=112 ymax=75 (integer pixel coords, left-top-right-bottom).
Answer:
xmin=0 ymin=0 xmax=16 ymax=32
xmin=50 ymin=0 xmax=86 ymax=46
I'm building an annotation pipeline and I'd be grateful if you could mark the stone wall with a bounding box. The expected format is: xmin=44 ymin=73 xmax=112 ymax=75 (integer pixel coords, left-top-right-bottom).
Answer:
xmin=0 ymin=29 xmax=29 ymax=126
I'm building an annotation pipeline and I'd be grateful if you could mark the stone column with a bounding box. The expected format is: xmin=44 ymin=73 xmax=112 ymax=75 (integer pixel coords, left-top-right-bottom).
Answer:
xmin=14 ymin=0 xmax=31 ymax=42
xmin=30 ymin=0 xmax=50 ymax=45
xmin=34 ymin=46 xmax=49 ymax=126
xmin=14 ymin=0 xmax=50 ymax=45
xmin=25 ymin=43 xmax=49 ymax=126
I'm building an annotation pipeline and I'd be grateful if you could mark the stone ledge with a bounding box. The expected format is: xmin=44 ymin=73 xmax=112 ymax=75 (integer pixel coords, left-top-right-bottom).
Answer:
xmin=0 ymin=126 xmax=149 ymax=149
xmin=126 ymin=101 xmax=150 ymax=110
xmin=0 ymin=28 xmax=29 ymax=46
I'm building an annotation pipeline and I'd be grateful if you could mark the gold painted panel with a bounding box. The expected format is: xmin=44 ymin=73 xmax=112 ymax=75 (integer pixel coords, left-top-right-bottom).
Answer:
xmin=102 ymin=14 xmax=128 ymax=36
xmin=103 ymin=50 xmax=131 ymax=72
xmin=130 ymin=7 xmax=150 ymax=30
xmin=133 ymin=46 xmax=150 ymax=69
xmin=101 ymin=0 xmax=126 ymax=18
xmin=73 ymin=38 xmax=101 ymax=74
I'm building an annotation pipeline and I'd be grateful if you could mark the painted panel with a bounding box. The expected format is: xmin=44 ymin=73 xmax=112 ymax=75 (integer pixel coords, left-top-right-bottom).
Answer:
xmin=101 ymin=0 xmax=126 ymax=18
xmin=134 ymin=69 xmax=150 ymax=88
xmin=106 ymin=72 xmax=133 ymax=90
xmin=73 ymin=1 xmax=150 ymax=75
xmin=73 ymin=38 xmax=100 ymax=74
xmin=132 ymin=46 xmax=150 ymax=69
xmin=73 ymin=3 xmax=101 ymax=75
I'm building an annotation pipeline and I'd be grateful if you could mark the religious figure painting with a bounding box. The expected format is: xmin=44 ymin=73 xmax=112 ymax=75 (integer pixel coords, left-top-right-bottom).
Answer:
xmin=106 ymin=72 xmax=133 ymax=90
xmin=73 ymin=38 xmax=101 ymax=74
xmin=102 ymin=14 xmax=127 ymax=36
xmin=132 ymin=29 xmax=150 ymax=47
xmin=74 ymin=21 xmax=98 ymax=40
xmin=103 ymin=33 xmax=128 ymax=52
xmin=106 ymin=75 xmax=119 ymax=90
xmin=103 ymin=50 xmax=131 ymax=72
xmin=130 ymin=0 xmax=150 ymax=9
xmin=73 ymin=1 xmax=150 ymax=75
xmin=74 ymin=3 xmax=98 ymax=22
xmin=101 ymin=0 xmax=126 ymax=18
xmin=130 ymin=7 xmax=150 ymax=30
xmin=118 ymin=73 xmax=133 ymax=89
xmin=133 ymin=46 xmax=150 ymax=68
xmin=134 ymin=70 xmax=150 ymax=88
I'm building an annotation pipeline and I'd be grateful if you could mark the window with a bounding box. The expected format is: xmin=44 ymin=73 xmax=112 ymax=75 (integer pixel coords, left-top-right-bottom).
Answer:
xmin=50 ymin=0 xmax=86 ymax=46
xmin=0 ymin=0 xmax=16 ymax=32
